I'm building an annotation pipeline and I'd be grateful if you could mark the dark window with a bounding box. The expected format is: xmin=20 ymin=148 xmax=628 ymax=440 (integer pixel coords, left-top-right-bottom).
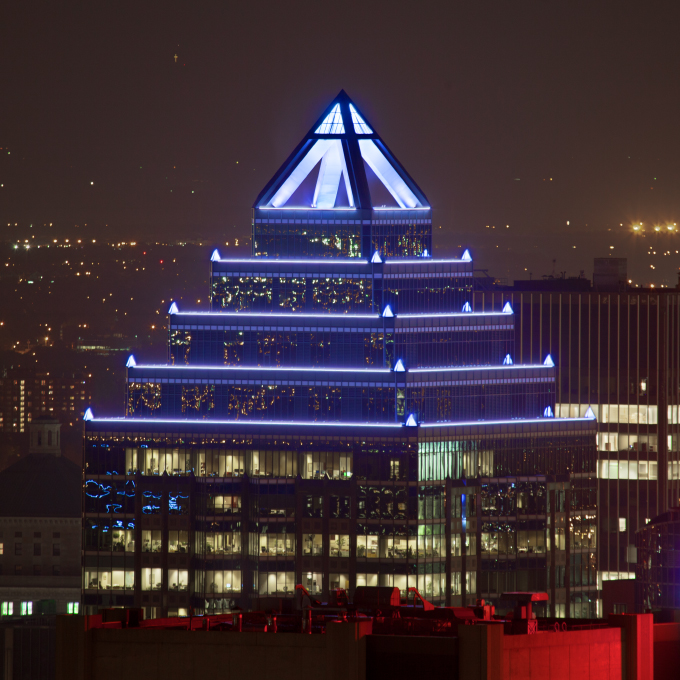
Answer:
xmin=53 ymin=544 xmax=60 ymax=557
xmin=15 ymin=565 xmax=22 ymax=574
xmin=14 ymin=531 xmax=22 ymax=538
xmin=53 ymin=532 xmax=60 ymax=539
xmin=33 ymin=544 xmax=41 ymax=557
xmin=15 ymin=543 xmax=22 ymax=556
xmin=33 ymin=565 xmax=41 ymax=576
xmin=34 ymin=532 xmax=41 ymax=538
xmin=52 ymin=565 xmax=60 ymax=576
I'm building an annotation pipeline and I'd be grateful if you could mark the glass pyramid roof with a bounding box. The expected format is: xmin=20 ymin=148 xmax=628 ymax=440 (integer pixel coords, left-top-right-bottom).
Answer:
xmin=350 ymin=104 xmax=372 ymax=134
xmin=315 ymin=104 xmax=345 ymax=134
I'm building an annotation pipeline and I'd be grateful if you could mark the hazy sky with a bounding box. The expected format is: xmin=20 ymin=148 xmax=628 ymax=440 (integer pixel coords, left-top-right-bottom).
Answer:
xmin=3 ymin=1 xmax=680 ymax=283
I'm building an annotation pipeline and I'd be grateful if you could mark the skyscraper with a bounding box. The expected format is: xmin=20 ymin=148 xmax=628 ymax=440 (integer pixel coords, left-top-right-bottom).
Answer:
xmin=82 ymin=92 xmax=598 ymax=618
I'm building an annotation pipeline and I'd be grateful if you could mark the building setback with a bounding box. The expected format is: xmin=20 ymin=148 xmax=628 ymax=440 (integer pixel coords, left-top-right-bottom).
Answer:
xmin=82 ymin=91 xmax=598 ymax=618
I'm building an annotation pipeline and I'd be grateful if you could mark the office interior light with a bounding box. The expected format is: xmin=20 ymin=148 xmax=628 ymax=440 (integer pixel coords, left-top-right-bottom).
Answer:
xmin=503 ymin=354 xmax=513 ymax=365
xmin=126 ymin=355 xmax=137 ymax=368
xmin=462 ymin=302 xmax=472 ymax=312
xmin=544 ymin=354 xmax=555 ymax=367
xmin=168 ymin=302 xmax=179 ymax=315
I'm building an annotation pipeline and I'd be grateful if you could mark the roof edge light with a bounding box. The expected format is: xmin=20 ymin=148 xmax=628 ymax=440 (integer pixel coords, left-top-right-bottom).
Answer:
xmin=126 ymin=355 xmax=137 ymax=368
xmin=502 ymin=301 xmax=513 ymax=314
xmin=382 ymin=305 xmax=394 ymax=318
xmin=461 ymin=249 xmax=472 ymax=262
xmin=405 ymin=413 xmax=418 ymax=427
xmin=371 ymin=251 xmax=383 ymax=264
xmin=544 ymin=354 xmax=555 ymax=367
xmin=83 ymin=408 xmax=94 ymax=421
xmin=462 ymin=302 xmax=472 ymax=313
xmin=168 ymin=302 xmax=179 ymax=315
xmin=211 ymin=249 xmax=221 ymax=262
xmin=393 ymin=359 xmax=406 ymax=372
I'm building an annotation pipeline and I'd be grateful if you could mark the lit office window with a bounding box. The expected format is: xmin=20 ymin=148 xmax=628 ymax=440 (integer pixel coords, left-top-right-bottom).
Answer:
xmin=619 ymin=518 xmax=627 ymax=532
xmin=20 ymin=602 xmax=32 ymax=616
xmin=67 ymin=602 xmax=80 ymax=614
xmin=1 ymin=602 xmax=14 ymax=616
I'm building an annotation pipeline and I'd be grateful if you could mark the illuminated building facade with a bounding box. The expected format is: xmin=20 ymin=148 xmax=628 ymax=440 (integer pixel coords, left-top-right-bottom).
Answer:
xmin=82 ymin=92 xmax=598 ymax=619
xmin=475 ymin=278 xmax=680 ymax=600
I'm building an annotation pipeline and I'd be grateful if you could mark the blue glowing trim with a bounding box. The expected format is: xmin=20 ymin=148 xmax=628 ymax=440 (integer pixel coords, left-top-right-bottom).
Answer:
xmin=315 ymin=104 xmax=345 ymax=134
xmin=349 ymin=104 xmax=373 ymax=134
xmin=503 ymin=354 xmax=513 ymax=365
xmin=83 ymin=408 xmax=94 ymax=421
xmin=371 ymin=251 xmax=383 ymax=263
xmin=462 ymin=302 xmax=472 ymax=312
xmin=544 ymin=354 xmax=555 ymax=367
xmin=461 ymin=493 xmax=467 ymax=531
xmin=461 ymin=249 xmax=472 ymax=262
xmin=87 ymin=417 xmax=403 ymax=428
xmin=383 ymin=258 xmax=469 ymax=264
xmin=372 ymin=207 xmax=431 ymax=211
xmin=409 ymin=364 xmax=553 ymax=373
xmin=405 ymin=413 xmax=418 ymax=427
xmin=382 ymin=304 xmax=394 ymax=318
xmin=106 ymin=504 xmax=122 ymax=514
xmin=212 ymin=257 xmax=368 ymax=264
xmin=168 ymin=302 xmax=179 ymax=315
xmin=585 ymin=406 xmax=596 ymax=420
xmin=502 ymin=302 xmax=513 ymax=314
xmin=422 ymin=249 xmax=429 ymax=257
xmin=261 ymin=206 xmax=358 ymax=211
xmin=393 ymin=359 xmax=406 ymax=372
xmin=143 ymin=505 xmax=161 ymax=514
xmin=419 ymin=416 xmax=596 ymax=428
xmin=174 ymin=311 xmax=380 ymax=319
xmin=211 ymin=249 xmax=221 ymax=262
xmin=130 ymin=364 xmax=389 ymax=374
xmin=544 ymin=406 xmax=554 ymax=417
xmin=126 ymin=355 xmax=137 ymax=368
xmin=398 ymin=311 xmax=512 ymax=319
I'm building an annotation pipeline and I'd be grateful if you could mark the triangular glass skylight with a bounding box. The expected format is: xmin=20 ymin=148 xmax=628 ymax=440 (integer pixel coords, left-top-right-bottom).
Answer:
xmin=315 ymin=104 xmax=345 ymax=134
xmin=256 ymin=91 xmax=430 ymax=211
xmin=350 ymin=104 xmax=372 ymax=134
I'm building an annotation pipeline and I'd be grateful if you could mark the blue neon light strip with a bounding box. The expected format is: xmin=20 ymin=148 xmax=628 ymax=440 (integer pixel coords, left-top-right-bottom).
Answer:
xmin=261 ymin=206 xmax=358 ymax=211
xmin=213 ymin=257 xmax=369 ymax=264
xmin=383 ymin=259 xmax=468 ymax=264
xmin=85 ymin=416 xmax=594 ymax=428
xmin=87 ymin=418 xmax=403 ymax=428
xmin=398 ymin=311 xmax=512 ymax=319
xmin=172 ymin=310 xmax=510 ymax=320
xmin=419 ymin=417 xmax=595 ymax=428
xmin=409 ymin=364 xmax=553 ymax=373
xmin=372 ymin=207 xmax=431 ymax=211
xmin=130 ymin=364 xmax=391 ymax=373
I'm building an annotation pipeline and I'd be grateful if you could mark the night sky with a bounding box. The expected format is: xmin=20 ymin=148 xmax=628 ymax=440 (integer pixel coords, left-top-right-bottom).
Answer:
xmin=3 ymin=1 xmax=680 ymax=283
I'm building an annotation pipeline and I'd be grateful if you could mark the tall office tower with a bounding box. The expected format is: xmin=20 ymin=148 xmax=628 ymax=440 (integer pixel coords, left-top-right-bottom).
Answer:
xmin=82 ymin=92 xmax=598 ymax=619
xmin=475 ymin=273 xmax=680 ymax=596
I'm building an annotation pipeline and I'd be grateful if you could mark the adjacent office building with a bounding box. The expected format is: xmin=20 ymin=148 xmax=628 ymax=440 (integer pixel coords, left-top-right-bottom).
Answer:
xmin=475 ymin=260 xmax=680 ymax=598
xmin=0 ymin=417 xmax=82 ymax=617
xmin=82 ymin=91 xmax=598 ymax=619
